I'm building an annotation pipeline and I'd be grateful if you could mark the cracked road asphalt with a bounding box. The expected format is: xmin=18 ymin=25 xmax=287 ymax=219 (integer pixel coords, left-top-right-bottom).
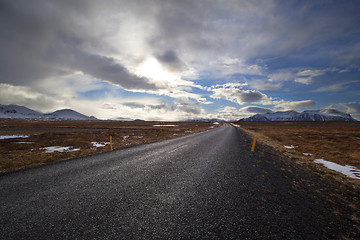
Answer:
xmin=1 ymin=123 xmax=359 ymax=239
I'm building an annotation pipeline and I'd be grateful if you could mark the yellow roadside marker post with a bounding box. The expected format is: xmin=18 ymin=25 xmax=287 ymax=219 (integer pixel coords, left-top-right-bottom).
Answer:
xmin=110 ymin=136 xmax=113 ymax=151
xmin=251 ymin=136 xmax=257 ymax=152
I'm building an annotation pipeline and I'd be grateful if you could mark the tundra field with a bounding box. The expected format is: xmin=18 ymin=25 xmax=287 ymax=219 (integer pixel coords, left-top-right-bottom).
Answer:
xmin=0 ymin=119 xmax=220 ymax=173
xmin=1 ymin=119 xmax=360 ymax=185
xmin=237 ymin=121 xmax=360 ymax=184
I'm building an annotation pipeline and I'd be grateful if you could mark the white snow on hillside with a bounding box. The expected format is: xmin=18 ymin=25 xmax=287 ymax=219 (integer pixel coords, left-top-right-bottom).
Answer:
xmin=0 ymin=104 xmax=96 ymax=120
xmin=0 ymin=105 xmax=42 ymax=119
xmin=240 ymin=109 xmax=356 ymax=121
xmin=44 ymin=109 xmax=96 ymax=120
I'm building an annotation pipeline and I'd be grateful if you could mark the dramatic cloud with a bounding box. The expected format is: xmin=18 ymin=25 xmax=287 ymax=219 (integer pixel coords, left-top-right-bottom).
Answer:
xmin=249 ymin=80 xmax=283 ymax=91
xmin=1 ymin=0 xmax=359 ymax=120
xmin=208 ymin=106 xmax=247 ymax=122
xmin=340 ymin=102 xmax=360 ymax=120
xmin=71 ymin=51 xmax=158 ymax=90
xmin=209 ymin=82 xmax=316 ymax=113
xmin=208 ymin=57 xmax=264 ymax=77
xmin=274 ymin=100 xmax=316 ymax=110
xmin=209 ymin=83 xmax=269 ymax=105
xmin=240 ymin=106 xmax=274 ymax=114
xmin=98 ymin=99 xmax=204 ymax=121
xmin=295 ymin=69 xmax=327 ymax=85
xmin=0 ymin=84 xmax=62 ymax=111
xmin=314 ymin=81 xmax=359 ymax=92
xmin=211 ymin=88 xmax=268 ymax=105
xmin=0 ymin=0 xmax=158 ymax=91
xmin=341 ymin=102 xmax=360 ymax=113
xmin=155 ymin=50 xmax=187 ymax=72
xmin=268 ymin=71 xmax=294 ymax=82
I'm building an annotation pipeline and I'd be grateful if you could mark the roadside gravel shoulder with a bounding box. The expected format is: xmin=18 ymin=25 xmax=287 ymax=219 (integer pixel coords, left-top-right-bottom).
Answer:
xmin=240 ymin=126 xmax=360 ymax=188
xmin=236 ymin=127 xmax=360 ymax=239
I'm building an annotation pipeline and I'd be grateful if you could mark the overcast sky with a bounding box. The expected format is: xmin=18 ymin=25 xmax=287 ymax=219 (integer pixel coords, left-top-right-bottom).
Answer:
xmin=1 ymin=0 xmax=360 ymax=120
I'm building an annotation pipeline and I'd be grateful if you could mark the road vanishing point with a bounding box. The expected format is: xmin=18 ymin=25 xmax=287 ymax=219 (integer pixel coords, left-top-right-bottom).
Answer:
xmin=1 ymin=123 xmax=359 ymax=239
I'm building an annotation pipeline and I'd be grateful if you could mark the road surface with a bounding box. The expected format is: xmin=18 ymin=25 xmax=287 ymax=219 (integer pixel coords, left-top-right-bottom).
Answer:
xmin=1 ymin=123 xmax=358 ymax=239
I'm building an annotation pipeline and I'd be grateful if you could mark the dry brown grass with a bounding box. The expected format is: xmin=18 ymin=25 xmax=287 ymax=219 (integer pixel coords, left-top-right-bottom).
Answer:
xmin=236 ymin=121 xmax=360 ymax=230
xmin=236 ymin=121 xmax=360 ymax=184
xmin=0 ymin=119 xmax=220 ymax=173
xmin=238 ymin=121 xmax=360 ymax=167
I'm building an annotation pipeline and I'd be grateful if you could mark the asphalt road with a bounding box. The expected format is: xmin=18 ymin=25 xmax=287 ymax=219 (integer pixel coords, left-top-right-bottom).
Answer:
xmin=1 ymin=123 xmax=359 ymax=239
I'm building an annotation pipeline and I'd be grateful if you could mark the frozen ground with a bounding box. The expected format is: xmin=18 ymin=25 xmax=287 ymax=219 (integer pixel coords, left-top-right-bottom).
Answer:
xmin=153 ymin=124 xmax=179 ymax=127
xmin=303 ymin=153 xmax=313 ymax=156
xmin=0 ymin=120 xmax=218 ymax=173
xmin=283 ymin=145 xmax=296 ymax=149
xmin=42 ymin=146 xmax=80 ymax=153
xmin=0 ymin=135 xmax=29 ymax=140
xmin=132 ymin=136 xmax=143 ymax=139
xmin=314 ymin=159 xmax=360 ymax=180
xmin=91 ymin=142 xmax=110 ymax=148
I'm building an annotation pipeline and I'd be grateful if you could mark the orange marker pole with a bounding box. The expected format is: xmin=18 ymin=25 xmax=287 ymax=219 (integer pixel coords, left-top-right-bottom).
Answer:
xmin=251 ymin=136 xmax=257 ymax=152
xmin=110 ymin=136 xmax=113 ymax=151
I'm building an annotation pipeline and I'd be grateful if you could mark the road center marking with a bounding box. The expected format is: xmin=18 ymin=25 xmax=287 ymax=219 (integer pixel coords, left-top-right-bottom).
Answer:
xmin=168 ymin=144 xmax=188 ymax=153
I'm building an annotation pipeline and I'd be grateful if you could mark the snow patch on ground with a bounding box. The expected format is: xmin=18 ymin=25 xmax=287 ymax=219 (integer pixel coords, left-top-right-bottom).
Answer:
xmin=153 ymin=125 xmax=179 ymax=127
xmin=13 ymin=142 xmax=33 ymax=144
xmin=303 ymin=153 xmax=313 ymax=156
xmin=91 ymin=142 xmax=109 ymax=148
xmin=213 ymin=122 xmax=220 ymax=125
xmin=314 ymin=159 xmax=360 ymax=180
xmin=230 ymin=123 xmax=241 ymax=128
xmin=284 ymin=145 xmax=296 ymax=149
xmin=42 ymin=146 xmax=80 ymax=153
xmin=132 ymin=136 xmax=143 ymax=139
xmin=123 ymin=135 xmax=129 ymax=141
xmin=0 ymin=135 xmax=30 ymax=140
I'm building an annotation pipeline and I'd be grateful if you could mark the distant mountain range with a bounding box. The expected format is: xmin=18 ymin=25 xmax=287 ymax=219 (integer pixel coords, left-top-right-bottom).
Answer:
xmin=0 ymin=104 xmax=97 ymax=120
xmin=187 ymin=118 xmax=225 ymax=122
xmin=239 ymin=109 xmax=356 ymax=121
xmin=1 ymin=104 xmax=356 ymax=122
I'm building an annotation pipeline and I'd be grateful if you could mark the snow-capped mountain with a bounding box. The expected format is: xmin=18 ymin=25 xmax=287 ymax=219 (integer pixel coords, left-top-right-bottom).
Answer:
xmin=240 ymin=109 xmax=356 ymax=121
xmin=0 ymin=105 xmax=97 ymax=120
xmin=187 ymin=118 xmax=226 ymax=122
xmin=0 ymin=105 xmax=43 ymax=119
xmin=44 ymin=109 xmax=97 ymax=120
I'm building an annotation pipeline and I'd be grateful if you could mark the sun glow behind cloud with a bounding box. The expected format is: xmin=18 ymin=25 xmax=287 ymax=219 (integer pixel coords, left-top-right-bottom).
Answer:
xmin=0 ymin=0 xmax=360 ymax=121
xmin=136 ymin=57 xmax=177 ymax=83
